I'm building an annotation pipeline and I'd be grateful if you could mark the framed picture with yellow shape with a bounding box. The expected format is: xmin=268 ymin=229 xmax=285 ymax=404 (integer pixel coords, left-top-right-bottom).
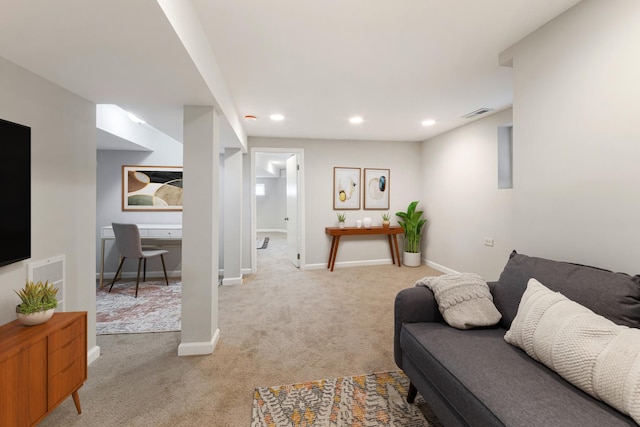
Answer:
xmin=122 ymin=165 xmax=183 ymax=211
xmin=333 ymin=167 xmax=360 ymax=210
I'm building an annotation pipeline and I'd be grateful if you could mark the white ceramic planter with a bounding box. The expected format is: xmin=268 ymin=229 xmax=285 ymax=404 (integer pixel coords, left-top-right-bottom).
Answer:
xmin=403 ymin=251 xmax=421 ymax=267
xmin=16 ymin=308 xmax=55 ymax=326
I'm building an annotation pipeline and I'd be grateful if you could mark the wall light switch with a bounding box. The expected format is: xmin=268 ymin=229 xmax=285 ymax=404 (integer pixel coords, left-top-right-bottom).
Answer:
xmin=484 ymin=238 xmax=494 ymax=247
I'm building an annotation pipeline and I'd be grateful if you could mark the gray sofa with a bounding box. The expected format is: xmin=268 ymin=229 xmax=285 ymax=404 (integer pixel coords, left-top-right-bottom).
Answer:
xmin=394 ymin=252 xmax=640 ymax=426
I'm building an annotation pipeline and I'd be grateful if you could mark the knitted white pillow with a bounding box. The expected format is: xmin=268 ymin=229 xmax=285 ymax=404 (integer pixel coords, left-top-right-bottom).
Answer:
xmin=415 ymin=273 xmax=501 ymax=330
xmin=505 ymin=278 xmax=640 ymax=423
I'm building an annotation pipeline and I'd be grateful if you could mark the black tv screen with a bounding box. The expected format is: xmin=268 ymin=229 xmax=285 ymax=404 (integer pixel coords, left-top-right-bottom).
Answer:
xmin=0 ymin=118 xmax=31 ymax=268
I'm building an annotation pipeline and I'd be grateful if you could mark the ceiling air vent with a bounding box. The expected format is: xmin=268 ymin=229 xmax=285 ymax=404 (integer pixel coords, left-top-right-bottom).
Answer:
xmin=461 ymin=108 xmax=493 ymax=119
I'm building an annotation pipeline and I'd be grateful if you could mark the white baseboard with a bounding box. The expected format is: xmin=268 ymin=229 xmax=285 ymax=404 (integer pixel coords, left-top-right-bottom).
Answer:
xmin=257 ymin=228 xmax=286 ymax=233
xmin=426 ymin=259 xmax=459 ymax=274
xmin=178 ymin=329 xmax=220 ymax=356
xmin=305 ymin=258 xmax=395 ymax=270
xmin=88 ymin=345 xmax=100 ymax=365
xmin=221 ymin=276 xmax=243 ymax=286
xmin=97 ymin=269 xmax=182 ymax=280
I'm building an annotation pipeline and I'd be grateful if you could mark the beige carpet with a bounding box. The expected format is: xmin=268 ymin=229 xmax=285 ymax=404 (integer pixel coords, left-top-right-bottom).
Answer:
xmin=40 ymin=232 xmax=442 ymax=426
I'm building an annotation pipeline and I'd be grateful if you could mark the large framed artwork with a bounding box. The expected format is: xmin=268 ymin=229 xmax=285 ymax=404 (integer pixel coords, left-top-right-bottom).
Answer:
xmin=122 ymin=165 xmax=183 ymax=211
xmin=333 ymin=167 xmax=361 ymax=210
xmin=363 ymin=168 xmax=390 ymax=210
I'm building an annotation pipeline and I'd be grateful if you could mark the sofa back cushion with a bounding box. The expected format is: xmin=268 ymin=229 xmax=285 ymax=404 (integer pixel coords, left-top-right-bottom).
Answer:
xmin=493 ymin=251 xmax=640 ymax=329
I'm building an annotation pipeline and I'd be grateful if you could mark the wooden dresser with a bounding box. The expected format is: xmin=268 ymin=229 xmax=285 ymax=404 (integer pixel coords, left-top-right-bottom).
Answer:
xmin=0 ymin=311 xmax=87 ymax=426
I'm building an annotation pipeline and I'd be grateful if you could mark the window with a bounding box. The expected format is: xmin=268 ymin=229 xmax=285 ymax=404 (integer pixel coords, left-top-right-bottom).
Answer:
xmin=256 ymin=183 xmax=266 ymax=196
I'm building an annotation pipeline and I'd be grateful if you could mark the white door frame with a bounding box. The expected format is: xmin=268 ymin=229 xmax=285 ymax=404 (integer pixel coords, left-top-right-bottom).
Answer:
xmin=250 ymin=147 xmax=305 ymax=273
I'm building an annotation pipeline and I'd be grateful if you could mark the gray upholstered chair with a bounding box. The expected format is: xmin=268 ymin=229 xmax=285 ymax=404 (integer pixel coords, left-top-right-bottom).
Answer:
xmin=109 ymin=223 xmax=170 ymax=298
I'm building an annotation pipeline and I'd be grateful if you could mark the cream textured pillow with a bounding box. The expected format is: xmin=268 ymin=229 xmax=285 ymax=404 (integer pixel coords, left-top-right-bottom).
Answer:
xmin=505 ymin=278 xmax=640 ymax=424
xmin=415 ymin=273 xmax=501 ymax=330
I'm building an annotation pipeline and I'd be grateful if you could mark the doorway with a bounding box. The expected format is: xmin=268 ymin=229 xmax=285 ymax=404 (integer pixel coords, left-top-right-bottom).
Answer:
xmin=251 ymin=148 xmax=305 ymax=273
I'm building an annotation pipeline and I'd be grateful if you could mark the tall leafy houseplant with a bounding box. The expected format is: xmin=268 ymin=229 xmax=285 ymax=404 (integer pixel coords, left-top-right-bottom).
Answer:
xmin=396 ymin=201 xmax=427 ymax=254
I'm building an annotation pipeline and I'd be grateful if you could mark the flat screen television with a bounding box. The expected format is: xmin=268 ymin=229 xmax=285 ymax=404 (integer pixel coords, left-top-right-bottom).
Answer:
xmin=0 ymin=118 xmax=31 ymax=268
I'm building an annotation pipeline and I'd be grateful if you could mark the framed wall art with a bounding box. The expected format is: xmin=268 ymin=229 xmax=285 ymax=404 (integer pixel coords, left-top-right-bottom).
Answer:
xmin=364 ymin=168 xmax=390 ymax=210
xmin=333 ymin=167 xmax=360 ymax=210
xmin=122 ymin=165 xmax=183 ymax=211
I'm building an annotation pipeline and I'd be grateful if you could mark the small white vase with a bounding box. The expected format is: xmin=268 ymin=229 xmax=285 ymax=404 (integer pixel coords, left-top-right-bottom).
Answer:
xmin=16 ymin=307 xmax=55 ymax=326
xmin=339 ymin=221 xmax=345 ymax=229
xmin=362 ymin=217 xmax=372 ymax=228
xmin=403 ymin=252 xmax=421 ymax=267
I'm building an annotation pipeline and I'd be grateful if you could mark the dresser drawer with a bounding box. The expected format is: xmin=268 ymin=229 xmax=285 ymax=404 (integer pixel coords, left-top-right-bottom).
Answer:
xmin=147 ymin=228 xmax=181 ymax=238
xmin=49 ymin=335 xmax=84 ymax=375
xmin=49 ymin=318 xmax=83 ymax=351
xmin=48 ymin=356 xmax=85 ymax=409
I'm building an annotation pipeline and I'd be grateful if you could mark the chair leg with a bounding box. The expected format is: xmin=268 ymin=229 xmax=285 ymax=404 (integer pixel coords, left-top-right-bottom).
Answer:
xmin=160 ymin=254 xmax=169 ymax=286
xmin=135 ymin=258 xmax=143 ymax=298
xmin=109 ymin=257 xmax=126 ymax=293
xmin=407 ymin=382 xmax=418 ymax=403
xmin=143 ymin=258 xmax=147 ymax=282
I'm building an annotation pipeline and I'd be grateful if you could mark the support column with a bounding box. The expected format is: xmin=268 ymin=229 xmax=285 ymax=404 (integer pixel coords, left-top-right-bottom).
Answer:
xmin=179 ymin=106 xmax=220 ymax=356
xmin=222 ymin=148 xmax=243 ymax=285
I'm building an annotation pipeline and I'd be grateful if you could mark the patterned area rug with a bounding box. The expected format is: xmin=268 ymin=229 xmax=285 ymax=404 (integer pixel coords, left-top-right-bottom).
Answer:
xmin=96 ymin=280 xmax=181 ymax=334
xmin=251 ymin=371 xmax=441 ymax=427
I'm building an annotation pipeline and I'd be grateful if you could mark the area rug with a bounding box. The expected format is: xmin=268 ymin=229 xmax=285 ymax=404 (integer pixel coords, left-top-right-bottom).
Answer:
xmin=251 ymin=370 xmax=441 ymax=427
xmin=96 ymin=280 xmax=181 ymax=335
xmin=257 ymin=236 xmax=270 ymax=249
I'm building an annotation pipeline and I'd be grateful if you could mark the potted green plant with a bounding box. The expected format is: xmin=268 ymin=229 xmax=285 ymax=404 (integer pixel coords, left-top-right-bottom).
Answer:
xmin=15 ymin=280 xmax=58 ymax=326
xmin=395 ymin=201 xmax=427 ymax=267
xmin=336 ymin=212 xmax=347 ymax=228
xmin=381 ymin=212 xmax=391 ymax=228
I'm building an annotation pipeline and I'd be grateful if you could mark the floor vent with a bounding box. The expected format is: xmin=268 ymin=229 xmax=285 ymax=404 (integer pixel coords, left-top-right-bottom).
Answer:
xmin=461 ymin=108 xmax=493 ymax=119
xmin=28 ymin=255 xmax=65 ymax=311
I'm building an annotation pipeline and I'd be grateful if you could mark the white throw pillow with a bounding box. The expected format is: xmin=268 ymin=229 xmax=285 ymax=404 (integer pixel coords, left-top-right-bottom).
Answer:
xmin=505 ymin=278 xmax=640 ymax=423
xmin=415 ymin=273 xmax=501 ymax=330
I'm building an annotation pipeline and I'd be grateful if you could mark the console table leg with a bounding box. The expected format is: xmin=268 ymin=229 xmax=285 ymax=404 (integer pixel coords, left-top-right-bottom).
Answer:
xmin=330 ymin=236 xmax=341 ymax=271
xmin=387 ymin=235 xmax=396 ymax=265
xmin=392 ymin=234 xmax=402 ymax=267
xmin=72 ymin=390 xmax=82 ymax=414
xmin=328 ymin=236 xmax=337 ymax=268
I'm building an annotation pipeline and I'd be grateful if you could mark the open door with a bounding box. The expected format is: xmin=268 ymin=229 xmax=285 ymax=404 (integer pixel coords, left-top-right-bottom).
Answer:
xmin=285 ymin=154 xmax=300 ymax=267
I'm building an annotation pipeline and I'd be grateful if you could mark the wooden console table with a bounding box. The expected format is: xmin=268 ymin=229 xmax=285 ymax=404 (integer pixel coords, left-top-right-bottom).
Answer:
xmin=325 ymin=226 xmax=403 ymax=271
xmin=0 ymin=312 xmax=87 ymax=426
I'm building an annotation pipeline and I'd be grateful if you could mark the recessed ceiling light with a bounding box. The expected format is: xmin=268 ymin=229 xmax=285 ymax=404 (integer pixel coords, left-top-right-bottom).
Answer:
xmin=244 ymin=115 xmax=257 ymax=121
xmin=349 ymin=116 xmax=364 ymax=124
xmin=127 ymin=112 xmax=145 ymax=124
xmin=421 ymin=119 xmax=436 ymax=127
xmin=270 ymin=114 xmax=285 ymax=121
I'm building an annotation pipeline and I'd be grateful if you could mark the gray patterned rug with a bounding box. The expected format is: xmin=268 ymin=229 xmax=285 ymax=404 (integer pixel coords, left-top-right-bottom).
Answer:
xmin=96 ymin=280 xmax=181 ymax=334
xmin=251 ymin=370 xmax=441 ymax=427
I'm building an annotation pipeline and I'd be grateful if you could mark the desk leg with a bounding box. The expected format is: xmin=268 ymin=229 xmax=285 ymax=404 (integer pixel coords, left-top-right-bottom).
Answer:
xmin=392 ymin=234 xmax=402 ymax=267
xmin=100 ymin=238 xmax=106 ymax=288
xmin=330 ymin=236 xmax=341 ymax=271
xmin=328 ymin=236 xmax=337 ymax=269
xmin=387 ymin=235 xmax=396 ymax=265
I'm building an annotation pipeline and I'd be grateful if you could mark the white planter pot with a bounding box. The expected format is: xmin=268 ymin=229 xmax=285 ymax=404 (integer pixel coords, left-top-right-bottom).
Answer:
xmin=16 ymin=308 xmax=55 ymax=326
xmin=403 ymin=251 xmax=421 ymax=267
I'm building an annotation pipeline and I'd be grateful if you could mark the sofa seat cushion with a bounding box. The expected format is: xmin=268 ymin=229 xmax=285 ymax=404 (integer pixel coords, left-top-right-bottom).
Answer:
xmin=400 ymin=323 xmax=636 ymax=426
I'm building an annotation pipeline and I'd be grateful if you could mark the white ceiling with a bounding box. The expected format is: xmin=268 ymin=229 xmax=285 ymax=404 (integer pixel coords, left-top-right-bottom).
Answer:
xmin=0 ymin=0 xmax=582 ymax=145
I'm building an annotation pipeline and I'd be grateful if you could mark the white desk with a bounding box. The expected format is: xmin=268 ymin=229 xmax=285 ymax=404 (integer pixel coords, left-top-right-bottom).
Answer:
xmin=99 ymin=224 xmax=182 ymax=288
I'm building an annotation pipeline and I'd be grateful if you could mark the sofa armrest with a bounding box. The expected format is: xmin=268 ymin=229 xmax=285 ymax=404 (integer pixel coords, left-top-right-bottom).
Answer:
xmin=394 ymin=286 xmax=443 ymax=369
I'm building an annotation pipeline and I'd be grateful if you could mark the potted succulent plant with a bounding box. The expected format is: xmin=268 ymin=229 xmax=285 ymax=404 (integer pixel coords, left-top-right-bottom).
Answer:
xmin=396 ymin=201 xmax=427 ymax=267
xmin=336 ymin=212 xmax=347 ymax=228
xmin=15 ymin=280 xmax=58 ymax=326
xmin=381 ymin=212 xmax=391 ymax=228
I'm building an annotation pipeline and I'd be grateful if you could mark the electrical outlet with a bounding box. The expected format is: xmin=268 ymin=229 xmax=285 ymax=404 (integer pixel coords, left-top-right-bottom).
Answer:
xmin=484 ymin=238 xmax=494 ymax=247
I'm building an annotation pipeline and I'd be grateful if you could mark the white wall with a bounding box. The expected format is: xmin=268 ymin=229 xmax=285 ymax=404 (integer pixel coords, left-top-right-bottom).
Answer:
xmin=249 ymin=137 xmax=423 ymax=268
xmin=421 ymin=108 xmax=514 ymax=280
xmin=0 ymin=57 xmax=97 ymax=351
xmin=504 ymin=0 xmax=640 ymax=274
xmin=96 ymin=139 xmax=183 ymax=278
xmin=256 ymin=177 xmax=287 ymax=231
